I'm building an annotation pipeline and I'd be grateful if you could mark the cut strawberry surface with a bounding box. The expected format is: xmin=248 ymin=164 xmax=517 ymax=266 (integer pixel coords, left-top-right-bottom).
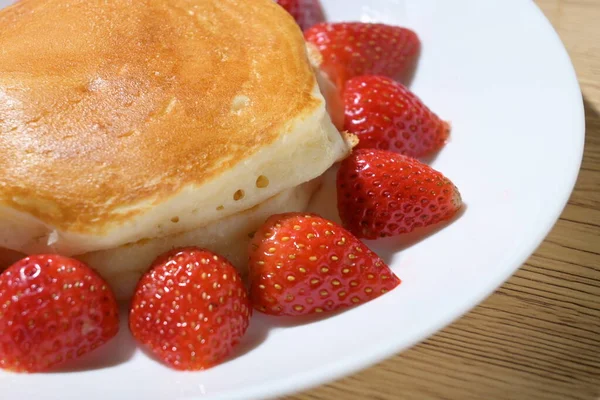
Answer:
xmin=129 ymin=247 xmax=251 ymax=371
xmin=0 ymin=255 xmax=119 ymax=372
xmin=305 ymin=22 xmax=420 ymax=86
xmin=344 ymin=75 xmax=450 ymax=157
xmin=337 ymin=149 xmax=463 ymax=239
xmin=248 ymin=213 xmax=400 ymax=316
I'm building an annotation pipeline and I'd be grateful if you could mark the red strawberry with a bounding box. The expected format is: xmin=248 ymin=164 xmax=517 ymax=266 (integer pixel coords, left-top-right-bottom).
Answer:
xmin=248 ymin=213 xmax=400 ymax=316
xmin=0 ymin=255 xmax=119 ymax=372
xmin=129 ymin=247 xmax=251 ymax=371
xmin=344 ymin=76 xmax=450 ymax=157
xmin=275 ymin=0 xmax=325 ymax=31
xmin=305 ymin=22 xmax=420 ymax=87
xmin=337 ymin=149 xmax=462 ymax=239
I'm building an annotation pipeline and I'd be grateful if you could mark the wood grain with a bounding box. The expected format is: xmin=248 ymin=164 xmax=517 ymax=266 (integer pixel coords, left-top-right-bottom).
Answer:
xmin=286 ymin=1 xmax=600 ymax=399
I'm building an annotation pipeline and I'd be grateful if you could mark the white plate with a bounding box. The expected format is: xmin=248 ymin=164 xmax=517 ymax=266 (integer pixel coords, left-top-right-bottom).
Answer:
xmin=0 ymin=0 xmax=584 ymax=399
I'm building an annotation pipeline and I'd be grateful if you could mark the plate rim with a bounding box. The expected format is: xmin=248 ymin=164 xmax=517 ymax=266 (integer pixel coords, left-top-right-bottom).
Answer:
xmin=0 ymin=1 xmax=586 ymax=399
xmin=192 ymin=2 xmax=585 ymax=399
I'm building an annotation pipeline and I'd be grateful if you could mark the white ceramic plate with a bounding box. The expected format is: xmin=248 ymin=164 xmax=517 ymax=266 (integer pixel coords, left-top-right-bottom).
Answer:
xmin=0 ymin=0 xmax=584 ymax=399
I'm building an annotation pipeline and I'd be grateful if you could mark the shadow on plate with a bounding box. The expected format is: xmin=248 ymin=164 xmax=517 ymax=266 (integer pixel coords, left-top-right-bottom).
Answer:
xmin=307 ymin=166 xmax=342 ymax=224
xmin=369 ymin=202 xmax=468 ymax=264
xmin=252 ymin=307 xmax=350 ymax=329
xmin=230 ymin=316 xmax=270 ymax=359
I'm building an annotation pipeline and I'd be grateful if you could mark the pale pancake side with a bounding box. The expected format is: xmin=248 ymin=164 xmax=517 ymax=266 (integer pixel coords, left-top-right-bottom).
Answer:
xmin=78 ymin=179 xmax=321 ymax=300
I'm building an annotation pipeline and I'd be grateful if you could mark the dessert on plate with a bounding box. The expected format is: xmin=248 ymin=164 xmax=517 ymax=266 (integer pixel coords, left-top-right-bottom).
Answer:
xmin=0 ymin=0 xmax=462 ymax=374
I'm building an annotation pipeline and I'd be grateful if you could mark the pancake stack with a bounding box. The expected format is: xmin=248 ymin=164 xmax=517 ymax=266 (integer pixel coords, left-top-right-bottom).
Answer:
xmin=0 ymin=0 xmax=350 ymax=298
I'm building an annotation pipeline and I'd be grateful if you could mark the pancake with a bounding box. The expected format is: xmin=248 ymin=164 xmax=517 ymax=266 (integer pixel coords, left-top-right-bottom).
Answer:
xmin=307 ymin=43 xmax=344 ymax=130
xmin=79 ymin=179 xmax=321 ymax=299
xmin=0 ymin=181 xmax=320 ymax=299
xmin=0 ymin=247 xmax=23 ymax=270
xmin=0 ymin=0 xmax=349 ymax=256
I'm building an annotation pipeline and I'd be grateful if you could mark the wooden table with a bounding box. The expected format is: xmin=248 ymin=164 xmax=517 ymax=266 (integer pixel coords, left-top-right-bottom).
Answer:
xmin=289 ymin=1 xmax=600 ymax=399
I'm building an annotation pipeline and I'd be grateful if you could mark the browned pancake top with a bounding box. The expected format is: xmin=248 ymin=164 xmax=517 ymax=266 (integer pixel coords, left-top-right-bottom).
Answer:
xmin=0 ymin=0 xmax=318 ymax=232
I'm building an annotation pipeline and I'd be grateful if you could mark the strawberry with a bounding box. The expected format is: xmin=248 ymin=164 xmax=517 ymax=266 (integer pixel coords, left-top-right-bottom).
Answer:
xmin=248 ymin=213 xmax=400 ymax=316
xmin=344 ymin=76 xmax=450 ymax=157
xmin=0 ymin=255 xmax=119 ymax=372
xmin=305 ymin=22 xmax=420 ymax=87
xmin=337 ymin=149 xmax=462 ymax=239
xmin=129 ymin=247 xmax=251 ymax=371
xmin=275 ymin=0 xmax=325 ymax=31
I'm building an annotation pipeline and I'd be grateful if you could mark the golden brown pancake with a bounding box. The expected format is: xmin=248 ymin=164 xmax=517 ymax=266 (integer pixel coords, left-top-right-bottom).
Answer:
xmin=0 ymin=181 xmax=322 ymax=300
xmin=0 ymin=0 xmax=349 ymax=255
xmin=79 ymin=179 xmax=322 ymax=300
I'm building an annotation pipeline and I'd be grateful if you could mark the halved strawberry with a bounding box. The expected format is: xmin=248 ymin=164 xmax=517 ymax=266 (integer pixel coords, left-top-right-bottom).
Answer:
xmin=275 ymin=0 xmax=325 ymax=31
xmin=248 ymin=213 xmax=400 ymax=316
xmin=0 ymin=255 xmax=119 ymax=372
xmin=344 ymin=76 xmax=450 ymax=157
xmin=305 ymin=22 xmax=420 ymax=87
xmin=337 ymin=149 xmax=462 ymax=239
xmin=129 ymin=247 xmax=251 ymax=371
